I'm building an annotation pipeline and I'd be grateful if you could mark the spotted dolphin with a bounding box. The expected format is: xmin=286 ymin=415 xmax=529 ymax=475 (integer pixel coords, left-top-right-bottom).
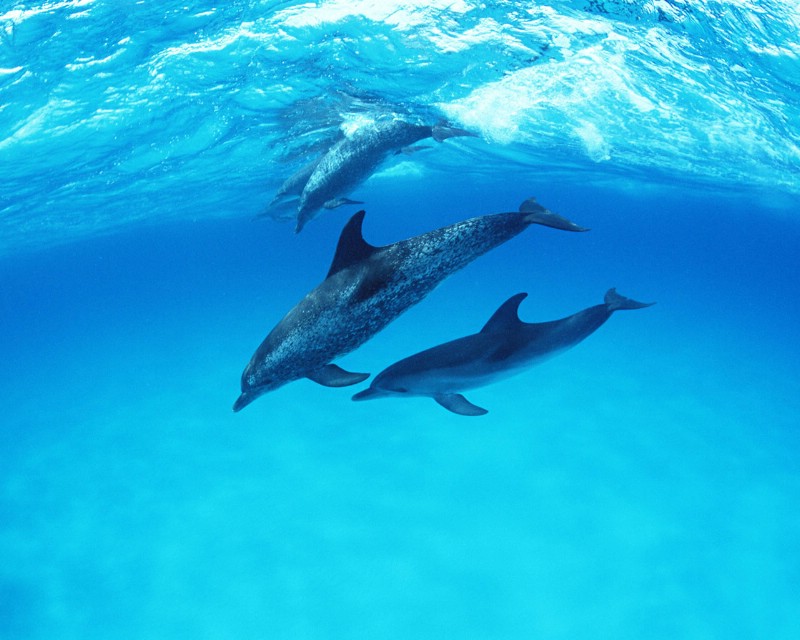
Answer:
xmin=287 ymin=119 xmax=476 ymax=233
xmin=352 ymin=289 xmax=654 ymax=416
xmin=270 ymin=154 xmax=324 ymax=206
xmin=263 ymin=153 xmax=364 ymax=222
xmin=233 ymin=198 xmax=587 ymax=412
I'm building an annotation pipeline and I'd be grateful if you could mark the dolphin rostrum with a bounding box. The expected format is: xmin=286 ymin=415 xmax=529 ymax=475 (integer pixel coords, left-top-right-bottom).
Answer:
xmin=274 ymin=119 xmax=476 ymax=233
xmin=233 ymin=198 xmax=588 ymax=412
xmin=352 ymin=289 xmax=654 ymax=416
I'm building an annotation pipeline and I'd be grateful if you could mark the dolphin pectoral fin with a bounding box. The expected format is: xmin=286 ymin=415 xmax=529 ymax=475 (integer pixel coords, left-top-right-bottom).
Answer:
xmin=307 ymin=364 xmax=370 ymax=388
xmin=519 ymin=197 xmax=589 ymax=232
xmin=323 ymin=197 xmax=365 ymax=210
xmin=434 ymin=394 xmax=488 ymax=416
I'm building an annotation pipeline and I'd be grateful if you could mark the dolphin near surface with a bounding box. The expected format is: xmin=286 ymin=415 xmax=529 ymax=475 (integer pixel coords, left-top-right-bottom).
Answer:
xmin=233 ymin=198 xmax=588 ymax=412
xmin=271 ymin=119 xmax=477 ymax=233
xmin=352 ymin=289 xmax=655 ymax=416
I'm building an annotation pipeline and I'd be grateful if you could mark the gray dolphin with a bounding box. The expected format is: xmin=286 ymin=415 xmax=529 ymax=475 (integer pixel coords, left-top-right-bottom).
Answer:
xmin=233 ymin=198 xmax=588 ymax=412
xmin=261 ymin=151 xmax=362 ymax=222
xmin=289 ymin=119 xmax=476 ymax=233
xmin=269 ymin=154 xmax=324 ymax=206
xmin=352 ymin=289 xmax=654 ymax=416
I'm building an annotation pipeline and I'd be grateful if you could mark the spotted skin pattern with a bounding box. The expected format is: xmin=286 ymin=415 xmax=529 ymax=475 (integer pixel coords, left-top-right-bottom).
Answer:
xmin=294 ymin=120 xmax=474 ymax=232
xmin=234 ymin=201 xmax=586 ymax=411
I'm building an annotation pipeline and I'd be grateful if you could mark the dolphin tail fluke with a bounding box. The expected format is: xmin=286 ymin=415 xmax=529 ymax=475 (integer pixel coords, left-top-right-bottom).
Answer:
xmin=431 ymin=123 xmax=478 ymax=142
xmin=519 ymin=197 xmax=589 ymax=232
xmin=434 ymin=393 xmax=488 ymax=416
xmin=604 ymin=288 xmax=656 ymax=311
xmin=307 ymin=364 xmax=370 ymax=388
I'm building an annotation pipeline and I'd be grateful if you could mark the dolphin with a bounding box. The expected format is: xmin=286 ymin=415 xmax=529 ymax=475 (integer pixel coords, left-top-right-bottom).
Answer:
xmin=289 ymin=119 xmax=476 ymax=233
xmin=269 ymin=154 xmax=325 ymax=206
xmin=233 ymin=198 xmax=588 ymax=412
xmin=352 ymin=289 xmax=654 ymax=416
xmin=260 ymin=151 xmax=362 ymax=222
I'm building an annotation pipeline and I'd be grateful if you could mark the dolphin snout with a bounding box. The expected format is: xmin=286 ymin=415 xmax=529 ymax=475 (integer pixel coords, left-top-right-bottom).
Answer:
xmin=233 ymin=392 xmax=256 ymax=412
xmin=352 ymin=387 xmax=393 ymax=402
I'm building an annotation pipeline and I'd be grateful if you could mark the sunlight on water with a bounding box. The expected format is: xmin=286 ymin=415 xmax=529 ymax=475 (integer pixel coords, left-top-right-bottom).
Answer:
xmin=1 ymin=0 xmax=799 ymax=251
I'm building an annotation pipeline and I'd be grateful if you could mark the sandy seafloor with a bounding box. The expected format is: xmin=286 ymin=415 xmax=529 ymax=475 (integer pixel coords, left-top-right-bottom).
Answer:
xmin=1 ymin=169 xmax=799 ymax=638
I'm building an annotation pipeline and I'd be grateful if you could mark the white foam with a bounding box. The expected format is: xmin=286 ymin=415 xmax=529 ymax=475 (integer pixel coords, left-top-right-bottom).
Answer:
xmin=276 ymin=0 xmax=473 ymax=30
xmin=0 ymin=0 xmax=94 ymax=24
xmin=574 ymin=121 xmax=611 ymax=162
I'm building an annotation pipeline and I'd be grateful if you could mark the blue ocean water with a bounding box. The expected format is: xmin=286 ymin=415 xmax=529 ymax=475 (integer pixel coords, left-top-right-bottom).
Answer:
xmin=2 ymin=1 xmax=800 ymax=638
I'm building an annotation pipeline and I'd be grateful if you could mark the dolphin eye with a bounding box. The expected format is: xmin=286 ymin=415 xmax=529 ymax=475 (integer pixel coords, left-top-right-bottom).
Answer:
xmin=395 ymin=387 xmax=408 ymax=393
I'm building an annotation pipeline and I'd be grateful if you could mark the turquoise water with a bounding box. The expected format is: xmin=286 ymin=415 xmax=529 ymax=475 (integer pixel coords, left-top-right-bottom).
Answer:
xmin=2 ymin=2 xmax=800 ymax=638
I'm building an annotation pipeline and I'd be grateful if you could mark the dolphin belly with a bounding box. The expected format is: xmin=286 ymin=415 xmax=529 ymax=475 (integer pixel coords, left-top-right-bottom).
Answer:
xmin=371 ymin=345 xmax=532 ymax=397
xmin=401 ymin=367 xmax=516 ymax=396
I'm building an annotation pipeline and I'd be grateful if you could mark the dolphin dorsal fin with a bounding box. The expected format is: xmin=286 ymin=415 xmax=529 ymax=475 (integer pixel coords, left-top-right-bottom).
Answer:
xmin=326 ymin=210 xmax=379 ymax=278
xmin=480 ymin=293 xmax=528 ymax=333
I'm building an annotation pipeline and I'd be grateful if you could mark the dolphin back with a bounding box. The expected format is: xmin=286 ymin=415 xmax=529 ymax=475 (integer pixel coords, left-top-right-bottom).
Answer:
xmin=604 ymin=288 xmax=656 ymax=311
